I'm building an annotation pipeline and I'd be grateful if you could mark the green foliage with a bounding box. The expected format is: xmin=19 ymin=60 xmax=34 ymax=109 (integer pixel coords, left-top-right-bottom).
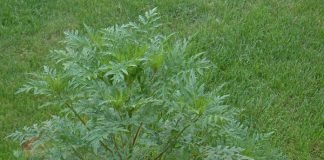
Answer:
xmin=9 ymin=9 xmax=285 ymax=159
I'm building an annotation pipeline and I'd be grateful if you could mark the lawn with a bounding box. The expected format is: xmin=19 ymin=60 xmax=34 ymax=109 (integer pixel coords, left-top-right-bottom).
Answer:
xmin=0 ymin=0 xmax=323 ymax=159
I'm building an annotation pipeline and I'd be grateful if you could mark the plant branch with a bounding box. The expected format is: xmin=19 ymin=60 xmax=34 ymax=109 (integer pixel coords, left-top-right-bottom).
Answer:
xmin=113 ymin=136 xmax=123 ymax=160
xmin=154 ymin=114 xmax=202 ymax=160
xmin=66 ymin=103 xmax=89 ymax=129
xmin=65 ymin=103 xmax=114 ymax=155
xmin=71 ymin=146 xmax=85 ymax=160
xmin=153 ymin=124 xmax=191 ymax=160
xmin=132 ymin=122 xmax=143 ymax=147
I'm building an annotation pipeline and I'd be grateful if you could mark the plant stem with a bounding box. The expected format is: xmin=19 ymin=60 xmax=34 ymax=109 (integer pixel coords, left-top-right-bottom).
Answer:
xmin=132 ymin=122 xmax=143 ymax=147
xmin=153 ymin=115 xmax=201 ymax=160
xmin=65 ymin=103 xmax=114 ymax=155
xmin=153 ymin=124 xmax=190 ymax=160
xmin=71 ymin=146 xmax=85 ymax=160
xmin=113 ymin=136 xmax=123 ymax=160
xmin=154 ymin=125 xmax=190 ymax=160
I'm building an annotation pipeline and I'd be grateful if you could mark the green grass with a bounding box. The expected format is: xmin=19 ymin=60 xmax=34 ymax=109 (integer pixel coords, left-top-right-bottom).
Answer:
xmin=0 ymin=0 xmax=323 ymax=159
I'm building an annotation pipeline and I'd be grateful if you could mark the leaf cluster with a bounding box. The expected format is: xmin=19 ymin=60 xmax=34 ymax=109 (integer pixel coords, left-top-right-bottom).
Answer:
xmin=9 ymin=8 xmax=285 ymax=160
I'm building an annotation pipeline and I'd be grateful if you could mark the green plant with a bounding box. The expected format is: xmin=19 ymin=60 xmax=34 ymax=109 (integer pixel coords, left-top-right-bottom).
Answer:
xmin=9 ymin=8 xmax=284 ymax=160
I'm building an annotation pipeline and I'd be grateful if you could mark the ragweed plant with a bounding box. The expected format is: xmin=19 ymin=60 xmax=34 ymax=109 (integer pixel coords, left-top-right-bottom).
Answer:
xmin=9 ymin=8 xmax=285 ymax=160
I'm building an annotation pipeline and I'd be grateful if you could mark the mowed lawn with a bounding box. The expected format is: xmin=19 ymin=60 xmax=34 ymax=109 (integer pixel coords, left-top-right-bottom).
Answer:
xmin=0 ymin=0 xmax=323 ymax=159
